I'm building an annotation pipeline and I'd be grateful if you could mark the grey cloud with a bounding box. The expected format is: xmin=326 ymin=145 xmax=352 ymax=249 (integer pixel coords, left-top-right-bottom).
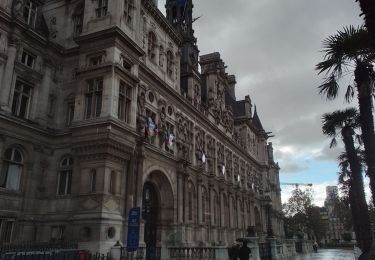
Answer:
xmin=280 ymin=163 xmax=308 ymax=174
xmin=158 ymin=0 xmax=363 ymax=166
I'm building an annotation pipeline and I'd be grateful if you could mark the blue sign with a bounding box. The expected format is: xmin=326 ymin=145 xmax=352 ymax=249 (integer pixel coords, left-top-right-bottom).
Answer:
xmin=127 ymin=207 xmax=140 ymax=252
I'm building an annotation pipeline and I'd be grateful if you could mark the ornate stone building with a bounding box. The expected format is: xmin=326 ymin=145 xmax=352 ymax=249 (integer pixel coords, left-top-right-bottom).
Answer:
xmin=0 ymin=0 xmax=283 ymax=253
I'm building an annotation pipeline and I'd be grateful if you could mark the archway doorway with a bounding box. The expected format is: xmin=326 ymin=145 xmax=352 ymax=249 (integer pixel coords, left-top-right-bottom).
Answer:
xmin=142 ymin=182 xmax=159 ymax=260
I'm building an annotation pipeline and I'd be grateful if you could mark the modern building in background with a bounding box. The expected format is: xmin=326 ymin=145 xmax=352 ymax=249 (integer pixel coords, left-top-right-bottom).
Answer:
xmin=0 ymin=0 xmax=283 ymax=253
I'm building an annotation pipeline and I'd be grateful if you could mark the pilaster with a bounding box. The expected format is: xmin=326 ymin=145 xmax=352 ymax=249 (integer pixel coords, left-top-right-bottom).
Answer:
xmin=0 ymin=41 xmax=18 ymax=110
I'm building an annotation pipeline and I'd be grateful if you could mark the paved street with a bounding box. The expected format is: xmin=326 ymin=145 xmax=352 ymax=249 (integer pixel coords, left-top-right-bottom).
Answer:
xmin=291 ymin=249 xmax=355 ymax=260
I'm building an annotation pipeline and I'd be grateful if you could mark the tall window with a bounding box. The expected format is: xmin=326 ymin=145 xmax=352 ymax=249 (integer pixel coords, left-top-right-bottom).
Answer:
xmin=73 ymin=3 xmax=84 ymax=35
xmin=124 ymin=0 xmax=133 ymax=24
xmin=148 ymin=32 xmax=157 ymax=61
xmin=51 ymin=225 xmax=65 ymax=242
xmin=85 ymin=78 xmax=103 ymax=119
xmin=118 ymin=81 xmax=132 ymax=123
xmin=21 ymin=50 xmax=35 ymax=68
xmin=0 ymin=148 xmax=23 ymax=191
xmin=57 ymin=157 xmax=73 ymax=195
xmin=95 ymin=0 xmax=108 ymax=18
xmin=12 ymin=80 xmax=32 ymax=119
xmin=23 ymin=0 xmax=37 ymax=27
xmin=0 ymin=219 xmax=14 ymax=244
xmin=66 ymin=101 xmax=75 ymax=126
xmin=166 ymin=51 xmax=173 ymax=77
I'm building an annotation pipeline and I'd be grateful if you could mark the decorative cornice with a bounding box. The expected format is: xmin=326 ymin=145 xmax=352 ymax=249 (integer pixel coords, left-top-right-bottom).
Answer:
xmin=74 ymin=26 xmax=145 ymax=57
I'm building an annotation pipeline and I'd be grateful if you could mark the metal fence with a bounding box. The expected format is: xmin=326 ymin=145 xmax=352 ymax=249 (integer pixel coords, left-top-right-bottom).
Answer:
xmin=169 ymin=247 xmax=215 ymax=260
xmin=120 ymin=246 xmax=161 ymax=260
xmin=1 ymin=251 xmax=109 ymax=260
xmin=0 ymin=242 xmax=78 ymax=255
xmin=259 ymin=242 xmax=271 ymax=260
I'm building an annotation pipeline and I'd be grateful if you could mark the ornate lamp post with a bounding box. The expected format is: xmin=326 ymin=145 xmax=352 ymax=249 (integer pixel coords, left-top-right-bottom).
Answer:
xmin=264 ymin=191 xmax=274 ymax=238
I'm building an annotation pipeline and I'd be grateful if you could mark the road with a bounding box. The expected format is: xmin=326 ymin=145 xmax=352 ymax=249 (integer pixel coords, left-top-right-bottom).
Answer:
xmin=291 ymin=249 xmax=355 ymax=260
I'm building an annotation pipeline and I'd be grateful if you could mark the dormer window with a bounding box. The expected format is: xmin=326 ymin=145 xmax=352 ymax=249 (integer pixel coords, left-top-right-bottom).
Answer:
xmin=95 ymin=0 xmax=108 ymax=18
xmin=21 ymin=50 xmax=35 ymax=68
xmin=23 ymin=0 xmax=38 ymax=27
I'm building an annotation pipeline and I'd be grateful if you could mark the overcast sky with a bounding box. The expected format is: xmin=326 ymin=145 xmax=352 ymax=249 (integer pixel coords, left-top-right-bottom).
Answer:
xmin=158 ymin=0 xmax=365 ymax=206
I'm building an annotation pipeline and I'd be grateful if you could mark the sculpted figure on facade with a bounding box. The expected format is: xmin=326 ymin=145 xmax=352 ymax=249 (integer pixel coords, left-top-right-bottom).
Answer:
xmin=13 ymin=0 xmax=24 ymax=18
xmin=206 ymin=135 xmax=215 ymax=174
xmin=195 ymin=127 xmax=205 ymax=165
xmin=137 ymin=90 xmax=146 ymax=133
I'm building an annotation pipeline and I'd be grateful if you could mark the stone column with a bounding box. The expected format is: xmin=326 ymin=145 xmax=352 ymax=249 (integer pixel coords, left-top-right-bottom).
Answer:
xmin=36 ymin=64 xmax=52 ymax=124
xmin=268 ymin=238 xmax=277 ymax=260
xmin=0 ymin=41 xmax=17 ymax=110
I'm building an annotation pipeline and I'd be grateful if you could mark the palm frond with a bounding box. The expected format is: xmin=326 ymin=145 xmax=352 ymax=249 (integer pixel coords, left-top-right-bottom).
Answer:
xmin=330 ymin=138 xmax=338 ymax=148
xmin=321 ymin=108 xmax=358 ymax=137
xmin=318 ymin=75 xmax=340 ymax=100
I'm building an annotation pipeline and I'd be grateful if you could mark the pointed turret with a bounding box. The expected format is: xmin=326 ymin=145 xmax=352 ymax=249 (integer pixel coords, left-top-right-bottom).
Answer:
xmin=252 ymin=105 xmax=265 ymax=131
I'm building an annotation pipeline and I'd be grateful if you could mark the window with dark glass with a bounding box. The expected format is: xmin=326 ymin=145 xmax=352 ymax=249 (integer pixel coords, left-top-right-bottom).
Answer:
xmin=23 ymin=0 xmax=37 ymax=27
xmin=51 ymin=225 xmax=65 ymax=241
xmin=57 ymin=157 xmax=73 ymax=195
xmin=12 ymin=80 xmax=32 ymax=119
xmin=0 ymin=148 xmax=23 ymax=191
xmin=21 ymin=50 xmax=35 ymax=68
xmin=118 ymin=81 xmax=132 ymax=123
xmin=95 ymin=0 xmax=108 ymax=18
xmin=85 ymin=78 xmax=103 ymax=119
xmin=0 ymin=220 xmax=14 ymax=244
xmin=73 ymin=3 xmax=84 ymax=35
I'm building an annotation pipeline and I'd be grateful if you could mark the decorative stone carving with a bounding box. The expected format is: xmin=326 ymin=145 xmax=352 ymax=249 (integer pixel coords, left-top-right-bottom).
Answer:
xmin=137 ymin=89 xmax=146 ymax=134
xmin=49 ymin=17 xmax=57 ymax=38
xmin=13 ymin=0 xmax=24 ymax=19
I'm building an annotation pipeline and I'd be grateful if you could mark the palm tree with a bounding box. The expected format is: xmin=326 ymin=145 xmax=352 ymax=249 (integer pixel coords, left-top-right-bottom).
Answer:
xmin=316 ymin=26 xmax=375 ymax=206
xmin=356 ymin=0 xmax=375 ymax=47
xmin=322 ymin=108 xmax=372 ymax=251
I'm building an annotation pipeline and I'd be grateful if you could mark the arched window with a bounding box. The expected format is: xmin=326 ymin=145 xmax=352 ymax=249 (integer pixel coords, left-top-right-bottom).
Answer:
xmin=166 ymin=51 xmax=174 ymax=77
xmin=57 ymin=157 xmax=73 ymax=195
xmin=148 ymin=32 xmax=157 ymax=61
xmin=0 ymin=147 xmax=23 ymax=191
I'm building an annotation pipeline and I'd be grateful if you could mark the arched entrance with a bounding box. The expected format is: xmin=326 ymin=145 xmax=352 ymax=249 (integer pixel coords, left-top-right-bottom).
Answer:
xmin=142 ymin=182 xmax=158 ymax=249
xmin=141 ymin=170 xmax=174 ymax=259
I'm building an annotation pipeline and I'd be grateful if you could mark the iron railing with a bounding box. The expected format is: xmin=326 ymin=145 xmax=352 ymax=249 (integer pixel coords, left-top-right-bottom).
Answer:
xmin=169 ymin=247 xmax=215 ymax=260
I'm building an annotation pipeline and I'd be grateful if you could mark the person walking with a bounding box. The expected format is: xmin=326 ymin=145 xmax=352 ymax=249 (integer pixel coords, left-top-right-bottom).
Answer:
xmin=238 ymin=241 xmax=251 ymax=260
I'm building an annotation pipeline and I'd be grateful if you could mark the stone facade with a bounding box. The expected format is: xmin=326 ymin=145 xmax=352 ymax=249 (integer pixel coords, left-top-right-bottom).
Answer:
xmin=0 ymin=0 xmax=283 ymax=253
